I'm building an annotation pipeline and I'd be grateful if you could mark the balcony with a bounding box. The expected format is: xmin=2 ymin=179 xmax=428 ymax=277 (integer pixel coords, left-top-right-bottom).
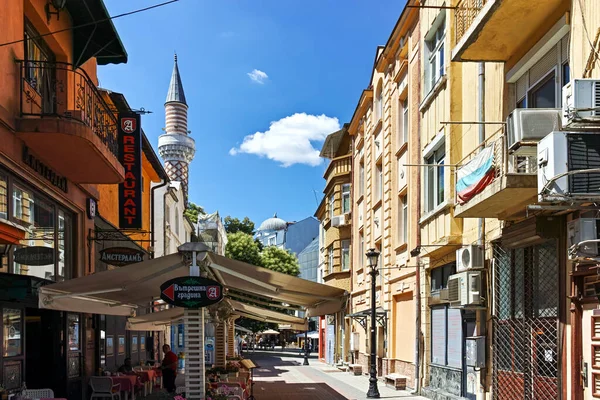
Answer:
xmin=452 ymin=0 xmax=569 ymax=62
xmin=323 ymin=154 xmax=352 ymax=189
xmin=454 ymin=130 xmax=537 ymax=219
xmin=16 ymin=61 xmax=124 ymax=184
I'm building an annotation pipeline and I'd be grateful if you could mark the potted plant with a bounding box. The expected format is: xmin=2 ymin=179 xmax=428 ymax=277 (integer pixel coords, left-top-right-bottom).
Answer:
xmin=213 ymin=366 xmax=228 ymax=381
xmin=226 ymin=361 xmax=240 ymax=378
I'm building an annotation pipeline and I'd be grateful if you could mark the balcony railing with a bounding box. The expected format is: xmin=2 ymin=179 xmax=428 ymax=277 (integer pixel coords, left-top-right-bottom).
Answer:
xmin=18 ymin=60 xmax=119 ymax=159
xmin=324 ymin=154 xmax=352 ymax=187
xmin=455 ymin=127 xmax=538 ymax=205
xmin=455 ymin=0 xmax=488 ymax=45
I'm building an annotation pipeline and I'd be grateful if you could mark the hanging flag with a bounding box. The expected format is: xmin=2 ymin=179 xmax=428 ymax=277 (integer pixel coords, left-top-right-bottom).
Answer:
xmin=456 ymin=143 xmax=496 ymax=205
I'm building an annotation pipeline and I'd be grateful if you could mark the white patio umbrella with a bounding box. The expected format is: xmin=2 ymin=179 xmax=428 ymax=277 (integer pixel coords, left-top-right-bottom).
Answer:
xmin=258 ymin=329 xmax=280 ymax=335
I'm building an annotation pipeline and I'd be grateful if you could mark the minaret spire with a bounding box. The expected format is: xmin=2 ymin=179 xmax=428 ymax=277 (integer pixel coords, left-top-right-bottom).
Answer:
xmin=158 ymin=54 xmax=195 ymax=202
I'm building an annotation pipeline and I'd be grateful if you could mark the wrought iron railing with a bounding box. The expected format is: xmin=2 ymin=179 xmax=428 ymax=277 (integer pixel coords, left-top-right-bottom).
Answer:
xmin=455 ymin=0 xmax=488 ymax=45
xmin=17 ymin=60 xmax=119 ymax=159
xmin=455 ymin=127 xmax=538 ymax=204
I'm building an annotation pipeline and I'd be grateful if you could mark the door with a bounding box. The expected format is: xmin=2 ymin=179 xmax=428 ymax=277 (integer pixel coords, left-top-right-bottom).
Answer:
xmin=66 ymin=313 xmax=83 ymax=400
xmin=582 ymin=305 xmax=600 ymax=399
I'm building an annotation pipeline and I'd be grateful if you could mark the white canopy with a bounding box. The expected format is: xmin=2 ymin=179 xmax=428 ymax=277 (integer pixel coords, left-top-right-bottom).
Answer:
xmin=38 ymin=245 xmax=347 ymax=321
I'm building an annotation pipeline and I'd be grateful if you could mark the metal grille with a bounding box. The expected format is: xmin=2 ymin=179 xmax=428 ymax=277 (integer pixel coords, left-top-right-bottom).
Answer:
xmin=492 ymin=241 xmax=560 ymax=400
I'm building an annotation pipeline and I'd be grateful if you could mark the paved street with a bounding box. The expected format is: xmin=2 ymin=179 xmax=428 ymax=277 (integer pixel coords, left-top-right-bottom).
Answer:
xmin=243 ymin=350 xmax=427 ymax=400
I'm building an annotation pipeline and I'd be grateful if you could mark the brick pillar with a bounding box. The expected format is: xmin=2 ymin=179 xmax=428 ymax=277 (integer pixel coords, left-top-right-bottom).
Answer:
xmin=215 ymin=322 xmax=226 ymax=368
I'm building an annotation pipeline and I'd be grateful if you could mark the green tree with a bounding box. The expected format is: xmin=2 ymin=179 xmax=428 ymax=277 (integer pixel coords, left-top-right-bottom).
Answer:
xmin=224 ymin=216 xmax=255 ymax=235
xmin=184 ymin=202 xmax=205 ymax=223
xmin=260 ymin=246 xmax=300 ymax=276
xmin=225 ymin=232 xmax=261 ymax=266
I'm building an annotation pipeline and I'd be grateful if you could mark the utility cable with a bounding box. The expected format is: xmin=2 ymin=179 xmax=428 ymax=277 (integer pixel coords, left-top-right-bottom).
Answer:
xmin=0 ymin=0 xmax=179 ymax=48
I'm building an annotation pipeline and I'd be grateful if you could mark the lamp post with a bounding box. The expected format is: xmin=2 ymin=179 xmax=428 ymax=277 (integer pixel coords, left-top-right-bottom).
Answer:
xmin=366 ymin=248 xmax=380 ymax=398
xmin=303 ymin=329 xmax=310 ymax=365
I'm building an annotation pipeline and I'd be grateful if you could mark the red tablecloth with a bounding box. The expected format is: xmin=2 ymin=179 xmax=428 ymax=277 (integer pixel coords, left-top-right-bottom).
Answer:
xmin=153 ymin=367 xmax=162 ymax=377
xmin=135 ymin=369 xmax=156 ymax=383
xmin=111 ymin=375 xmax=139 ymax=393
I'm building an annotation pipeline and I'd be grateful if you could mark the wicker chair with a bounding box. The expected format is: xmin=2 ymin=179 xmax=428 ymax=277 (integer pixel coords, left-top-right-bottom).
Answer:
xmin=90 ymin=377 xmax=121 ymax=400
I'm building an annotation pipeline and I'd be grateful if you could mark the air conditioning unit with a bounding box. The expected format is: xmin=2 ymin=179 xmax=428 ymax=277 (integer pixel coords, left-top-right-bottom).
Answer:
xmin=506 ymin=108 xmax=561 ymax=153
xmin=447 ymin=271 xmax=484 ymax=308
xmin=537 ymin=131 xmax=600 ymax=202
xmin=567 ymin=218 xmax=600 ymax=257
xmin=331 ymin=214 xmax=347 ymax=227
xmin=562 ymin=79 xmax=600 ymax=127
xmin=456 ymin=245 xmax=485 ymax=272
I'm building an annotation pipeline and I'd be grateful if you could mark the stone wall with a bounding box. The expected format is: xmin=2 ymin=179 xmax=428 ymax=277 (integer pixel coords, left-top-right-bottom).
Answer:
xmin=422 ymin=365 xmax=463 ymax=400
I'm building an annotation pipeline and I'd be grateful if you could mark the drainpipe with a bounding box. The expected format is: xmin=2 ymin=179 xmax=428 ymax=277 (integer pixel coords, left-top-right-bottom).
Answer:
xmin=413 ymin=56 xmax=423 ymax=395
xmin=150 ymin=179 xmax=168 ymax=259
xmin=477 ymin=62 xmax=488 ymax=395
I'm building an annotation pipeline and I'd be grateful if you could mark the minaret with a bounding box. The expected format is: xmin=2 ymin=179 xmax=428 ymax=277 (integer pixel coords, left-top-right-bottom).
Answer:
xmin=158 ymin=54 xmax=196 ymax=201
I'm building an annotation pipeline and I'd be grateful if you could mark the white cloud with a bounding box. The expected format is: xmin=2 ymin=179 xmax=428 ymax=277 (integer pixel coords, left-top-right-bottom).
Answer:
xmin=247 ymin=69 xmax=268 ymax=84
xmin=229 ymin=113 xmax=340 ymax=167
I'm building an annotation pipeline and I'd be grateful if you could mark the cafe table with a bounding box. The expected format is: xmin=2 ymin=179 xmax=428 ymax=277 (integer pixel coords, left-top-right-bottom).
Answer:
xmin=110 ymin=375 xmax=139 ymax=400
xmin=134 ymin=369 xmax=156 ymax=395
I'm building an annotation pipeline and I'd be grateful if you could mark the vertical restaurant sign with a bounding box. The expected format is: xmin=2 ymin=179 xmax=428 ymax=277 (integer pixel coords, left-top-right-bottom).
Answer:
xmin=118 ymin=113 xmax=142 ymax=229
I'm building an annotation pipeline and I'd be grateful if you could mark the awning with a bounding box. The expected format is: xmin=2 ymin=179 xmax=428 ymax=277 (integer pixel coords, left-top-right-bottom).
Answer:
xmin=127 ymin=307 xmax=183 ymax=331
xmin=38 ymin=245 xmax=347 ymax=319
xmin=235 ymin=325 xmax=252 ymax=334
xmin=39 ymin=253 xmax=187 ymax=316
xmin=295 ymin=331 xmax=319 ymax=339
xmin=0 ymin=218 xmax=29 ymax=245
xmin=66 ymin=0 xmax=128 ymax=67
xmin=206 ymin=253 xmax=347 ymax=318
xmin=228 ymin=299 xmax=307 ymax=330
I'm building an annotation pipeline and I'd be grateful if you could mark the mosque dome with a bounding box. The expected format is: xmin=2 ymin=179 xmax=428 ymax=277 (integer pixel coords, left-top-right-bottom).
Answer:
xmin=258 ymin=213 xmax=287 ymax=231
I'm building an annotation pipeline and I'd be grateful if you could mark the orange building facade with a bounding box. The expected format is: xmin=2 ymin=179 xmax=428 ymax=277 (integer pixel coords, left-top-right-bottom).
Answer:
xmin=0 ymin=1 xmax=128 ymax=398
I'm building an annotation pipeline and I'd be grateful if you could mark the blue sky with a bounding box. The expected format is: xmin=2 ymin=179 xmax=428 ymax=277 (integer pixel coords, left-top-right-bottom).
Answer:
xmin=99 ymin=0 xmax=406 ymax=226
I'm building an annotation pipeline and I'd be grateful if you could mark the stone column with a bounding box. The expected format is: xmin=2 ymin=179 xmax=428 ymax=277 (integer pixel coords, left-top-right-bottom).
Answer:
xmin=227 ymin=316 xmax=240 ymax=356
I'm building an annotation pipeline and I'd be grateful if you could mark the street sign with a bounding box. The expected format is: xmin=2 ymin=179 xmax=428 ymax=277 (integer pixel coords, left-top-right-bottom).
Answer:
xmin=160 ymin=276 xmax=223 ymax=309
xmin=99 ymin=247 xmax=145 ymax=267
xmin=13 ymin=246 xmax=54 ymax=266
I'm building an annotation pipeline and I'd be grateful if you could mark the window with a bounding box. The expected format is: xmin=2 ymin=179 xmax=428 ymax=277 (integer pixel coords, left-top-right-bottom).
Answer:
xmin=67 ymin=314 xmax=80 ymax=351
xmin=425 ymin=13 xmax=446 ymax=93
xmin=342 ymin=184 xmax=351 ymax=214
xmin=430 ymin=306 xmax=463 ymax=368
xmin=512 ymin=35 xmax=569 ymax=110
xmin=359 ymin=163 xmax=365 ymax=197
xmin=398 ymin=99 xmax=408 ymax=147
xmin=375 ymin=165 xmax=383 ymax=202
xmin=341 ymin=240 xmax=350 ymax=271
xmin=12 ymin=188 xmax=22 ymax=220
xmin=329 ymin=194 xmax=335 ymax=219
xmin=375 ymin=83 xmax=383 ymax=121
xmin=398 ymin=195 xmax=408 ymax=244
xmin=328 ymin=246 xmax=334 ymax=274
xmin=359 ymin=233 xmax=364 ymax=269
xmin=0 ymin=174 xmax=7 ymax=220
xmin=268 ymin=236 xmax=276 ymax=246
xmin=3 ymin=308 xmax=22 ymax=357
xmin=425 ymin=143 xmax=445 ymax=212
xmin=430 ymin=263 xmax=456 ymax=292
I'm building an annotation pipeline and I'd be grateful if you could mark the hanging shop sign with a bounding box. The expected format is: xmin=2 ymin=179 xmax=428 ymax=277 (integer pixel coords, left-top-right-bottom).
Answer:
xmin=160 ymin=276 xmax=223 ymax=309
xmin=87 ymin=198 xmax=97 ymax=219
xmin=22 ymin=146 xmax=68 ymax=193
xmin=118 ymin=113 xmax=142 ymax=229
xmin=13 ymin=246 xmax=54 ymax=266
xmin=99 ymin=247 xmax=145 ymax=267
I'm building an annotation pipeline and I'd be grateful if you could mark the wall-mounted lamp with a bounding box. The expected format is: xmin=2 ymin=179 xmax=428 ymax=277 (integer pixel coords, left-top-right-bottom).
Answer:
xmin=45 ymin=0 xmax=67 ymax=24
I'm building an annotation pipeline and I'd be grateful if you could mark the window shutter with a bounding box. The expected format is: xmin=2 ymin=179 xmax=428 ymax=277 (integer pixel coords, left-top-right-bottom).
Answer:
xmin=529 ymin=46 xmax=558 ymax=85
xmin=561 ymin=35 xmax=570 ymax=63
xmin=516 ymin=74 xmax=528 ymax=102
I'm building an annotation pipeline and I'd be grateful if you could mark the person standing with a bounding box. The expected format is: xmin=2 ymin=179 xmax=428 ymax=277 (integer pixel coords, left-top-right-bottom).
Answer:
xmin=161 ymin=344 xmax=178 ymax=393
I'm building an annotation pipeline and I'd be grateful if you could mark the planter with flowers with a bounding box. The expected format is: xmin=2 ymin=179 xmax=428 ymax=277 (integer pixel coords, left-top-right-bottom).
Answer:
xmin=226 ymin=361 xmax=240 ymax=378
xmin=213 ymin=366 xmax=228 ymax=381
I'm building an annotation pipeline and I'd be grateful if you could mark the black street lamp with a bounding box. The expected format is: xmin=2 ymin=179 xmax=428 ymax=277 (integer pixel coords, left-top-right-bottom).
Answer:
xmin=303 ymin=329 xmax=310 ymax=365
xmin=366 ymin=248 xmax=380 ymax=398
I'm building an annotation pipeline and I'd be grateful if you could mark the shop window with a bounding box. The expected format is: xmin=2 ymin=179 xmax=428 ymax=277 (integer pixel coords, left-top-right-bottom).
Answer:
xmin=430 ymin=306 xmax=462 ymax=368
xmin=132 ymin=335 xmax=138 ymax=353
xmin=3 ymin=308 xmax=22 ymax=357
xmin=0 ymin=174 xmax=7 ymax=220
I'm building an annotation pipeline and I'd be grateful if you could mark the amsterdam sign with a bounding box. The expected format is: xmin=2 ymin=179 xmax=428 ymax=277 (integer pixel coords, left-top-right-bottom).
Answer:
xmin=13 ymin=246 xmax=54 ymax=266
xmin=160 ymin=277 xmax=223 ymax=309
xmin=99 ymin=247 xmax=145 ymax=267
